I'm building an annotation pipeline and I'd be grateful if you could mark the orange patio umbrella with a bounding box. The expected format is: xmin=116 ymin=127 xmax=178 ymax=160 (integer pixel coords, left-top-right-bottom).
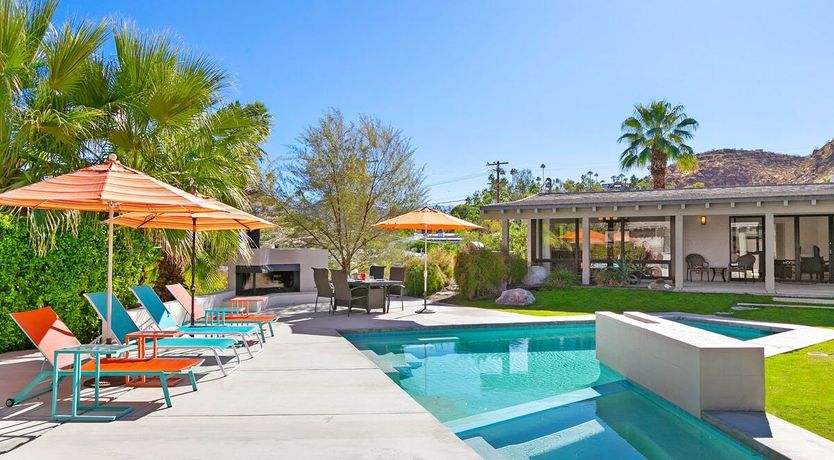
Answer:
xmin=374 ymin=206 xmax=482 ymax=313
xmin=0 ymin=154 xmax=226 ymax=341
xmin=107 ymin=196 xmax=275 ymax=325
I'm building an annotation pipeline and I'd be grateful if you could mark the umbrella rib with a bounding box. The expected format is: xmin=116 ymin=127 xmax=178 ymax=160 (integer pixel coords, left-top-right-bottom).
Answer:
xmin=136 ymin=213 xmax=159 ymax=229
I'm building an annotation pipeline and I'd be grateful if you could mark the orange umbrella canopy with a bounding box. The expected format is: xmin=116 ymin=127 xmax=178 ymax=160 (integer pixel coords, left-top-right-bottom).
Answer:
xmin=107 ymin=197 xmax=275 ymax=231
xmin=0 ymin=155 xmax=225 ymax=213
xmin=373 ymin=206 xmax=482 ymax=231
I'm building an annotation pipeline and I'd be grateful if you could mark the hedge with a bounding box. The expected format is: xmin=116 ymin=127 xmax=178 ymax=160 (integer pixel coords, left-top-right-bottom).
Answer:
xmin=403 ymin=257 xmax=447 ymax=296
xmin=0 ymin=214 xmax=160 ymax=353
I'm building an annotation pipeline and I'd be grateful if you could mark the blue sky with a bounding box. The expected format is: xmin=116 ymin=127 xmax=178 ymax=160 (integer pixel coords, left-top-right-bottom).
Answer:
xmin=57 ymin=1 xmax=834 ymax=203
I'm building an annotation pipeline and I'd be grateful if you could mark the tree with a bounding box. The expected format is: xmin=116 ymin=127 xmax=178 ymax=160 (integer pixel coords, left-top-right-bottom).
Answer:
xmin=272 ymin=109 xmax=426 ymax=270
xmin=0 ymin=2 xmax=272 ymax=292
xmin=618 ymin=100 xmax=699 ymax=189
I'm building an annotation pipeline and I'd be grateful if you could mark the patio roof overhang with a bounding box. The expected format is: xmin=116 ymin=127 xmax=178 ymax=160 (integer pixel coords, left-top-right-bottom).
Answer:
xmin=481 ymin=183 xmax=834 ymax=219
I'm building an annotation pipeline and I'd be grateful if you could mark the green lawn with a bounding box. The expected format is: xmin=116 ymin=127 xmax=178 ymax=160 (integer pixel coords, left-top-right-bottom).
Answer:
xmin=766 ymin=340 xmax=834 ymax=440
xmin=453 ymin=287 xmax=834 ymax=327
xmin=453 ymin=287 xmax=834 ymax=441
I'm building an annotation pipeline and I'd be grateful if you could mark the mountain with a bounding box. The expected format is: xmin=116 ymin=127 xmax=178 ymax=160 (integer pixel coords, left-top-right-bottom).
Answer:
xmin=667 ymin=140 xmax=834 ymax=187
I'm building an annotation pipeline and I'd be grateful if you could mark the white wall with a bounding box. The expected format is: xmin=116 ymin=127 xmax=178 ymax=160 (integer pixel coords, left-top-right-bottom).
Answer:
xmin=227 ymin=248 xmax=329 ymax=293
xmin=596 ymin=312 xmax=765 ymax=417
xmin=683 ymin=215 xmax=730 ymax=267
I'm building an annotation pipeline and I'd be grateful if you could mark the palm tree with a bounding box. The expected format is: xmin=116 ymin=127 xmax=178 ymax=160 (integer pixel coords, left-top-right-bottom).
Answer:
xmin=618 ymin=101 xmax=699 ymax=189
xmin=0 ymin=3 xmax=272 ymax=292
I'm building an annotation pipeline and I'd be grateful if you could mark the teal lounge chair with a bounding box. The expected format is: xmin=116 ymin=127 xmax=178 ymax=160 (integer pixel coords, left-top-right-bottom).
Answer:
xmin=6 ymin=307 xmax=201 ymax=413
xmin=130 ymin=285 xmax=263 ymax=357
xmin=84 ymin=292 xmax=242 ymax=375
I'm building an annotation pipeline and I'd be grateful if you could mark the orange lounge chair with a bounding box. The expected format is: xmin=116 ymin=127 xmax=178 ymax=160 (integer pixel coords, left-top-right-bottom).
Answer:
xmin=7 ymin=307 xmax=203 ymax=417
xmin=165 ymin=284 xmax=278 ymax=338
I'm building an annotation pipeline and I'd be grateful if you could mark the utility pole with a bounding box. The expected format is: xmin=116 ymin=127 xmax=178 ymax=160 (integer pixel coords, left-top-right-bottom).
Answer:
xmin=487 ymin=160 xmax=508 ymax=203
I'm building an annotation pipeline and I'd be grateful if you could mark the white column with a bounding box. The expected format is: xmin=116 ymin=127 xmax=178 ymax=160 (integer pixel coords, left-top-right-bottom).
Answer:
xmin=541 ymin=219 xmax=551 ymax=270
xmin=581 ymin=216 xmax=591 ymax=285
xmin=526 ymin=219 xmax=535 ymax=265
xmin=674 ymin=215 xmax=684 ymax=290
xmin=500 ymin=219 xmax=510 ymax=252
xmin=765 ymin=212 xmax=776 ymax=292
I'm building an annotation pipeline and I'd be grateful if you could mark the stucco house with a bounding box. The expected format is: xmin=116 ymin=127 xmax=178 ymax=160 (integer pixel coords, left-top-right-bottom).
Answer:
xmin=481 ymin=183 xmax=834 ymax=294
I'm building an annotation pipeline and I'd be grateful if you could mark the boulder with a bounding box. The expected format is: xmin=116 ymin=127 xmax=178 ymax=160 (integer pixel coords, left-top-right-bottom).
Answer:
xmin=495 ymin=288 xmax=536 ymax=306
xmin=523 ymin=265 xmax=548 ymax=287
xmin=648 ymin=279 xmax=675 ymax=291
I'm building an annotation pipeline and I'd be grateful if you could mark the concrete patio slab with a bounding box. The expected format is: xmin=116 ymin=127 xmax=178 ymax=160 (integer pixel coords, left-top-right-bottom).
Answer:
xmin=705 ymin=411 xmax=834 ymax=460
xmin=2 ymin=297 xmax=581 ymax=458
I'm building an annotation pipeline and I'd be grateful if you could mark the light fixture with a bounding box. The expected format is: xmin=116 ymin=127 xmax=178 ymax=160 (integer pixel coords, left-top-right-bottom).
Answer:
xmin=700 ymin=216 xmax=707 ymax=225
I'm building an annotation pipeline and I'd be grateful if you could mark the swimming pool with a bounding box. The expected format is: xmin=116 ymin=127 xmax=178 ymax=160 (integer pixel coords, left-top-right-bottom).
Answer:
xmin=345 ymin=324 xmax=762 ymax=459
xmin=670 ymin=318 xmax=777 ymax=341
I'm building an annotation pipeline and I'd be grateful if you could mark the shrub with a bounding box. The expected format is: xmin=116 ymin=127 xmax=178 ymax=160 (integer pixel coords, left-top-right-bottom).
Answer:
xmin=0 ymin=214 xmax=160 ymax=353
xmin=454 ymin=244 xmax=507 ymax=300
xmin=428 ymin=246 xmax=456 ymax=280
xmin=593 ymin=267 xmax=629 ymax=287
xmin=543 ymin=268 xmax=580 ymax=288
xmin=403 ymin=257 xmax=447 ymax=296
xmin=506 ymin=254 xmax=528 ymax=286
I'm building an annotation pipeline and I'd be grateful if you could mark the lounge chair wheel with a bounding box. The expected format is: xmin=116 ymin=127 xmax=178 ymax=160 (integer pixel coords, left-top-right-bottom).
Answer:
xmin=5 ymin=398 xmax=14 ymax=407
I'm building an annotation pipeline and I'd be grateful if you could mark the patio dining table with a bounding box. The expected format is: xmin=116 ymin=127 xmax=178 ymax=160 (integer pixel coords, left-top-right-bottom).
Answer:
xmin=348 ymin=279 xmax=403 ymax=313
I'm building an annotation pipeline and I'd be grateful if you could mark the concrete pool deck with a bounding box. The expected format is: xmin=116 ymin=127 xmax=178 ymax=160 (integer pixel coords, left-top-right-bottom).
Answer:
xmin=1 ymin=295 xmax=833 ymax=459
xmin=0 ymin=297 xmax=588 ymax=459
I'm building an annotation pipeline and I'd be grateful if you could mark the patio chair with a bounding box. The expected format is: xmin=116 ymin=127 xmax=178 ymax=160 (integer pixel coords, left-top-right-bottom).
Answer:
xmin=133 ymin=286 xmax=263 ymax=358
xmin=388 ymin=266 xmax=406 ymax=311
xmin=6 ymin=307 xmax=201 ymax=409
xmin=163 ymin=284 xmax=277 ymax=340
xmin=685 ymin=253 xmax=709 ymax=281
xmin=312 ymin=267 xmax=334 ymax=312
xmin=800 ymin=246 xmax=826 ymax=281
xmin=730 ymin=254 xmax=757 ymax=281
xmin=84 ymin=292 xmax=241 ymax=375
xmin=330 ymin=269 xmax=368 ymax=316
xmin=369 ymin=265 xmax=386 ymax=280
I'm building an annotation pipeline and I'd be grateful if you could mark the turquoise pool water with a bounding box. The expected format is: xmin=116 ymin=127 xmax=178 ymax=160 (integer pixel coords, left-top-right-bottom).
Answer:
xmin=346 ymin=324 xmax=762 ymax=460
xmin=671 ymin=318 xmax=776 ymax=341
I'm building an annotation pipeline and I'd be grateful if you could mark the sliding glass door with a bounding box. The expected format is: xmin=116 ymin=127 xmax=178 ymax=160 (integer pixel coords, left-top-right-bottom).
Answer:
xmin=730 ymin=217 xmax=764 ymax=280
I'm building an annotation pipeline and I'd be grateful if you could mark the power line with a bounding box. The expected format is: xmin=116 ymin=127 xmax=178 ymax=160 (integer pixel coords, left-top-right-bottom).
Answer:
xmin=486 ymin=160 xmax=509 ymax=203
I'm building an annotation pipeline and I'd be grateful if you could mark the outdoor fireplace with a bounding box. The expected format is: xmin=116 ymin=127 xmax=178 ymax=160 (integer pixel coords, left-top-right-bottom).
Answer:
xmin=235 ymin=264 xmax=300 ymax=295
xmin=227 ymin=248 xmax=328 ymax=296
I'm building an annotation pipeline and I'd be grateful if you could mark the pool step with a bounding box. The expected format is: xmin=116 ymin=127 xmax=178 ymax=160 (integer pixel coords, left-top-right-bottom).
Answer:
xmin=496 ymin=419 xmax=608 ymax=459
xmin=445 ymin=381 xmax=630 ymax=435
xmin=462 ymin=437 xmax=504 ymax=460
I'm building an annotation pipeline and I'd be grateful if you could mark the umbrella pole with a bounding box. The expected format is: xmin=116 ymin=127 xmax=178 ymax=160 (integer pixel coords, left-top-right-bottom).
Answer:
xmin=417 ymin=224 xmax=433 ymax=314
xmin=105 ymin=205 xmax=114 ymax=343
xmin=190 ymin=217 xmax=197 ymax=326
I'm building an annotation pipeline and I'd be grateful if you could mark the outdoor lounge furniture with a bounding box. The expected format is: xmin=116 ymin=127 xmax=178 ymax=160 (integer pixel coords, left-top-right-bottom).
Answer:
xmin=312 ymin=267 xmax=334 ymax=312
xmin=331 ymin=269 xmax=368 ymax=315
xmin=730 ymin=253 xmax=757 ymax=281
xmin=133 ymin=286 xmax=263 ymax=357
xmin=84 ymin=291 xmax=241 ymax=375
xmin=369 ymin=265 xmax=386 ymax=280
xmin=6 ymin=307 xmax=202 ymax=418
xmin=163 ymin=284 xmax=277 ymax=340
xmin=388 ymin=266 xmax=406 ymax=311
xmin=800 ymin=246 xmax=826 ymax=280
xmin=685 ymin=254 xmax=709 ymax=281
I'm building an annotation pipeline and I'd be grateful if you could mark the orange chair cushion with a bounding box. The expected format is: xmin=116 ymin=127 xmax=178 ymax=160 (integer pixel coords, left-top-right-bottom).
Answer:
xmin=225 ymin=313 xmax=277 ymax=322
xmin=76 ymin=358 xmax=203 ymax=373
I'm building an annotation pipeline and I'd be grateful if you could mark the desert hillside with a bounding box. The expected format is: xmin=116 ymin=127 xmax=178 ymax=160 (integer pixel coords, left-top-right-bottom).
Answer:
xmin=667 ymin=140 xmax=834 ymax=187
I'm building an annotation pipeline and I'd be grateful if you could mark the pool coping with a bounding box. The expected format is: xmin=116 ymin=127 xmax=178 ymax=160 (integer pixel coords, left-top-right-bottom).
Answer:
xmin=337 ymin=317 xmax=594 ymax=336
xmin=652 ymin=312 xmax=834 ymax=357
